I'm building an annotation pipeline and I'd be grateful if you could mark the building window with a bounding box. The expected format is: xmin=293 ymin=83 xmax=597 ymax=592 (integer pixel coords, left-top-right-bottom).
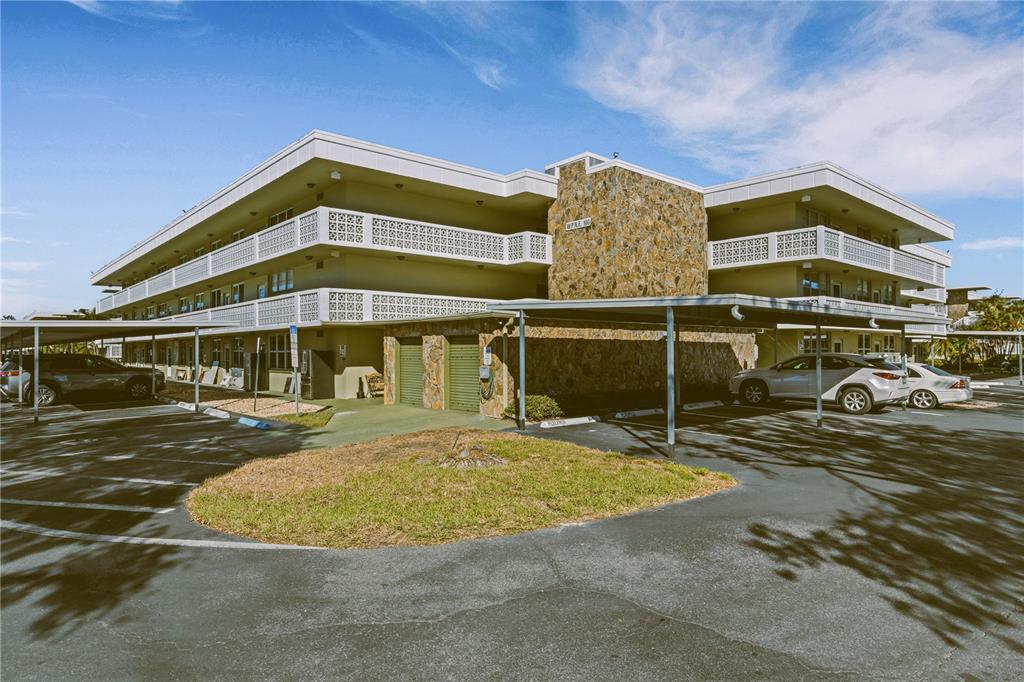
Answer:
xmin=271 ymin=270 xmax=294 ymax=294
xmin=145 ymin=305 xmax=156 ymax=320
xmin=211 ymin=289 xmax=223 ymax=308
xmin=194 ymin=292 xmax=207 ymax=310
xmin=831 ymin=282 xmax=842 ymax=298
xmin=855 ymin=279 xmax=870 ymax=302
xmin=257 ymin=283 xmax=267 ymax=299
xmin=194 ymin=246 xmax=206 ymax=258
xmin=268 ymin=333 xmax=290 ymax=370
xmin=797 ymin=206 xmax=829 ymax=228
xmin=179 ymin=340 xmax=193 ymax=367
xmin=231 ymin=283 xmax=244 ymax=304
xmin=268 ymin=208 xmax=294 ymax=227
xmin=832 ymin=339 xmax=843 ymax=353
xmin=800 ymin=332 xmax=828 ymax=353
xmin=801 ymin=270 xmax=821 ymax=297
xmin=211 ymin=239 xmax=223 ymax=251
xmin=178 ymin=297 xmax=192 ymax=314
xmin=157 ymin=264 xmax=169 ymax=274
xmin=211 ymin=339 xmax=222 ymax=366
xmin=231 ymin=229 xmax=246 ymax=243
xmin=857 ymin=334 xmax=871 ymax=354
xmin=883 ymin=335 xmax=896 ymax=353
xmin=232 ymin=337 xmax=244 ymax=368
xmin=157 ymin=303 xmax=172 ymax=318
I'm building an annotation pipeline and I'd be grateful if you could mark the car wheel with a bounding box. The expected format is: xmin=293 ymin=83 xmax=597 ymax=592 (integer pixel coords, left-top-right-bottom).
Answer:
xmin=839 ymin=386 xmax=872 ymax=415
xmin=126 ymin=380 xmax=150 ymax=399
xmin=31 ymin=382 xmax=59 ymax=407
xmin=910 ymin=389 xmax=937 ymax=410
xmin=739 ymin=380 xmax=768 ymax=406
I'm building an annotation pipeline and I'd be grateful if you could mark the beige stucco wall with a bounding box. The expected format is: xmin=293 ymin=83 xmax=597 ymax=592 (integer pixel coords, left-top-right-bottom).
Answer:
xmin=546 ymin=160 xmax=708 ymax=299
xmin=709 ymin=265 xmax=801 ymax=298
xmin=708 ymin=202 xmax=797 ymax=240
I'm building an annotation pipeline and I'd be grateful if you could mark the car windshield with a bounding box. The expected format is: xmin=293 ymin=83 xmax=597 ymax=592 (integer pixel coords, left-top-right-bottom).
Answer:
xmin=867 ymin=358 xmax=901 ymax=371
xmin=921 ymin=364 xmax=954 ymax=376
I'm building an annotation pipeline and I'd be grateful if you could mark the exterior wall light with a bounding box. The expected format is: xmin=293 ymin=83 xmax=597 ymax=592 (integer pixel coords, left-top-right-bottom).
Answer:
xmin=802 ymin=262 xmax=813 ymax=269
xmin=330 ymin=170 xmax=342 ymax=181
xmin=801 ymin=195 xmax=812 ymax=202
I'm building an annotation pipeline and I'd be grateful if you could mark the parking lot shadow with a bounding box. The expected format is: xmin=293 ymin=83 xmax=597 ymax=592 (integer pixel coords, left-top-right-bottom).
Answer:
xmin=0 ymin=404 xmax=309 ymax=641
xmin=683 ymin=418 xmax=1023 ymax=651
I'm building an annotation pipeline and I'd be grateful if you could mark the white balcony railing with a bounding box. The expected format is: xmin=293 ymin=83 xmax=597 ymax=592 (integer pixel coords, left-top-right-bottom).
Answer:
xmin=900 ymin=286 xmax=945 ymax=303
xmin=142 ymin=287 xmax=491 ymax=335
xmin=787 ymin=296 xmax=949 ymax=337
xmin=97 ymin=207 xmax=552 ymax=313
xmin=708 ymin=226 xmax=946 ymax=287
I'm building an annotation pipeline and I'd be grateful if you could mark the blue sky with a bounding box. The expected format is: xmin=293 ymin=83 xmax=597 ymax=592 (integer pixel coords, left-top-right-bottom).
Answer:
xmin=1 ymin=1 xmax=1022 ymax=317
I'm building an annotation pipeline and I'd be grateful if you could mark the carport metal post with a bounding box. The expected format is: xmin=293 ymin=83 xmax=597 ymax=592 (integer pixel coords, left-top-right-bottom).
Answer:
xmin=517 ymin=309 xmax=526 ymax=431
xmin=900 ymin=327 xmax=908 ymax=411
xmin=814 ymin=317 xmax=822 ymax=428
xmin=193 ymin=327 xmax=200 ymax=408
xmin=1018 ymin=331 xmax=1023 ymax=386
xmin=773 ymin=324 xmax=779 ymax=364
xmin=33 ymin=325 xmax=40 ymax=424
xmin=666 ymin=306 xmax=676 ymax=453
xmin=151 ymin=335 xmax=157 ymax=396
xmin=18 ymin=335 xmax=24 ymax=404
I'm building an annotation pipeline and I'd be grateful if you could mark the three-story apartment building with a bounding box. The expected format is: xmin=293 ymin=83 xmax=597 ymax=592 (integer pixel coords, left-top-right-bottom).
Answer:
xmin=95 ymin=131 xmax=952 ymax=413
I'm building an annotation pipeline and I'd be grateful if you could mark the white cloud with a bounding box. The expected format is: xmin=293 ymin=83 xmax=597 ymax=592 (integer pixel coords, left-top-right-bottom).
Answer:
xmin=960 ymin=236 xmax=1024 ymax=250
xmin=574 ymin=3 xmax=1024 ymax=197
xmin=0 ymin=209 xmax=31 ymax=218
xmin=442 ymin=42 xmax=508 ymax=90
xmin=1 ymin=261 xmax=42 ymax=273
xmin=0 ymin=236 xmax=31 ymax=244
xmin=67 ymin=0 xmax=191 ymax=23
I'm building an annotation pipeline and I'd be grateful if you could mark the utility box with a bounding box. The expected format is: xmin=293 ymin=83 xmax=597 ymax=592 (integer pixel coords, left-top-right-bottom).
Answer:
xmin=243 ymin=351 xmax=268 ymax=392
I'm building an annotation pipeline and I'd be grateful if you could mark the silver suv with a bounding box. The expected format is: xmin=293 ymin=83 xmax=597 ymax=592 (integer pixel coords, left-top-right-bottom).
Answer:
xmin=729 ymin=353 xmax=909 ymax=414
xmin=0 ymin=354 xmax=164 ymax=406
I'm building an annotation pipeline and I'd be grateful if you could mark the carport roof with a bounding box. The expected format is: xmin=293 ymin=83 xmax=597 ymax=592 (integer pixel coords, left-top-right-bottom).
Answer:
xmin=0 ymin=320 xmax=238 ymax=346
xmin=487 ymin=294 xmax=943 ymax=330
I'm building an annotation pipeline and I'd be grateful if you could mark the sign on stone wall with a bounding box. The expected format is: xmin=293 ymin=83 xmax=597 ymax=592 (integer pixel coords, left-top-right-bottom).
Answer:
xmin=565 ymin=217 xmax=592 ymax=231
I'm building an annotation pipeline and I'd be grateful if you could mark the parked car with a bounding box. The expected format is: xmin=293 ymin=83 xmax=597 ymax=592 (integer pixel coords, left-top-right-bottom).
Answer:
xmin=729 ymin=353 xmax=909 ymax=415
xmin=0 ymin=354 xmax=164 ymax=406
xmin=905 ymin=362 xmax=972 ymax=409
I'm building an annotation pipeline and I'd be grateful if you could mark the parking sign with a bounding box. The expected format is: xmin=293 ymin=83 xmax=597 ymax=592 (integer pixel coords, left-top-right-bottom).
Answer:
xmin=289 ymin=325 xmax=299 ymax=369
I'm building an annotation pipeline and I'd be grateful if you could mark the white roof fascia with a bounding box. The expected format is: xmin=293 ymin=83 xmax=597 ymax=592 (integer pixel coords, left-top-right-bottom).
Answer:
xmin=544 ymin=152 xmax=703 ymax=192
xmin=703 ymin=162 xmax=955 ymax=240
xmin=92 ymin=130 xmax=557 ymax=284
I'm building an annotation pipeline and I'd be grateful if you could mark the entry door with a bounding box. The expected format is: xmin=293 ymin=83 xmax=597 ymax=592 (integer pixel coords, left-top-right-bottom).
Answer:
xmin=446 ymin=337 xmax=480 ymax=412
xmin=397 ymin=339 xmax=424 ymax=407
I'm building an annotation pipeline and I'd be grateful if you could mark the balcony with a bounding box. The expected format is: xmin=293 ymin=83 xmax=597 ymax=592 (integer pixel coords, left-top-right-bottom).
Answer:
xmin=136 ymin=287 xmax=492 ymax=336
xmin=786 ymin=296 xmax=948 ymax=337
xmin=97 ymin=207 xmax=552 ymax=314
xmin=708 ymin=226 xmax=946 ymax=287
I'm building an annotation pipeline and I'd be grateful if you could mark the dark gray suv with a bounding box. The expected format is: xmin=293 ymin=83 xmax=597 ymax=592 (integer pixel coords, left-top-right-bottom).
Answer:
xmin=0 ymin=354 xmax=165 ymax=406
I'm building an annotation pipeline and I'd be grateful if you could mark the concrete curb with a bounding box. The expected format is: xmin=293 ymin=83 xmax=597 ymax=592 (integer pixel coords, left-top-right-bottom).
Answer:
xmin=613 ymin=408 xmax=663 ymax=419
xmin=681 ymin=400 xmax=725 ymax=411
xmin=202 ymin=407 xmax=231 ymax=419
xmin=539 ymin=416 xmax=600 ymax=429
xmin=237 ymin=417 xmax=272 ymax=430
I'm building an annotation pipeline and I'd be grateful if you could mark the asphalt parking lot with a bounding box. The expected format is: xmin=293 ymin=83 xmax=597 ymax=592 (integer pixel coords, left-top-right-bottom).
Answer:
xmin=2 ymin=383 xmax=1022 ymax=680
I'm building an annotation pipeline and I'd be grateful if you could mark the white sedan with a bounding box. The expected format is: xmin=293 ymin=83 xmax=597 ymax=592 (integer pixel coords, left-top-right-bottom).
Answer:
xmin=730 ymin=353 xmax=910 ymax=414
xmin=905 ymin=362 xmax=972 ymax=409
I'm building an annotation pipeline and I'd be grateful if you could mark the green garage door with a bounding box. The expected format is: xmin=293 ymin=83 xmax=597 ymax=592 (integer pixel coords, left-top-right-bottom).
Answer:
xmin=447 ymin=337 xmax=480 ymax=412
xmin=398 ymin=339 xmax=424 ymax=407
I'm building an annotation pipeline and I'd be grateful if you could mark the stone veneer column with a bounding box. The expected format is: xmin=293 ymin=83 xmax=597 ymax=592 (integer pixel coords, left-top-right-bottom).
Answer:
xmin=547 ymin=160 xmax=708 ymax=300
xmin=382 ymin=336 xmax=396 ymax=405
xmin=422 ymin=334 xmax=446 ymax=409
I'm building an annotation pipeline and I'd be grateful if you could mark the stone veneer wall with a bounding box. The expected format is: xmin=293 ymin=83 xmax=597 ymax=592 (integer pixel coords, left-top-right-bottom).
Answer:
xmin=383 ymin=318 xmax=755 ymax=417
xmin=547 ymin=160 xmax=708 ymax=299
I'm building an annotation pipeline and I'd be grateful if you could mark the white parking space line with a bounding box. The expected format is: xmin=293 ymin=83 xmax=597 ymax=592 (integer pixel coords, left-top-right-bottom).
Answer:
xmin=0 ymin=519 xmax=329 ymax=551
xmin=0 ymin=467 xmax=198 ymax=487
xmin=0 ymin=498 xmax=175 ymax=514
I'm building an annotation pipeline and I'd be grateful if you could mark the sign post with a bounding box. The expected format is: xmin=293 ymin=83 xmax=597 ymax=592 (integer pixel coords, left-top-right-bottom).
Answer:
xmin=253 ymin=337 xmax=261 ymax=412
xmin=290 ymin=325 xmax=299 ymax=415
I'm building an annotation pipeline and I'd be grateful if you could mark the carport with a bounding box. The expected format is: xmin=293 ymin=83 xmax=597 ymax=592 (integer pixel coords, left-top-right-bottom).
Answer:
xmin=0 ymin=320 xmax=237 ymax=424
xmin=489 ymin=294 xmax=945 ymax=454
xmin=947 ymin=329 xmax=1024 ymax=385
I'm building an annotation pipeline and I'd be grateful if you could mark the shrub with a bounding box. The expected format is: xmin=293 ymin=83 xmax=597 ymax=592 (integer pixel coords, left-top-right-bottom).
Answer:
xmin=503 ymin=395 xmax=565 ymax=422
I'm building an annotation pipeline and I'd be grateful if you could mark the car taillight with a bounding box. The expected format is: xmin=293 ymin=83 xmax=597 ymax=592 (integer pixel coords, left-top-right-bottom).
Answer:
xmin=873 ymin=372 xmax=901 ymax=381
xmin=0 ymin=370 xmax=21 ymax=377
xmin=950 ymin=379 xmax=965 ymax=389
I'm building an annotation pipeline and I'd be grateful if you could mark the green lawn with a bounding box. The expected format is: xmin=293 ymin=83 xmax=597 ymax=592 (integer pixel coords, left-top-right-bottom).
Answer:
xmin=273 ymin=409 xmax=335 ymax=428
xmin=188 ymin=428 xmax=735 ymax=549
